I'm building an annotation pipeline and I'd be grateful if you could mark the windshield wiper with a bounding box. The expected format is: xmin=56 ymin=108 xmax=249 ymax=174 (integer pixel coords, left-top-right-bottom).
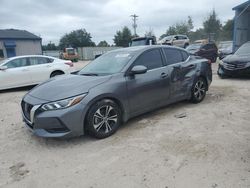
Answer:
xmin=80 ymin=73 xmax=99 ymax=76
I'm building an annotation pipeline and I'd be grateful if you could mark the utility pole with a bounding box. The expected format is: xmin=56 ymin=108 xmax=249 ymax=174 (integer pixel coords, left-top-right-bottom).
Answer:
xmin=130 ymin=14 xmax=138 ymax=36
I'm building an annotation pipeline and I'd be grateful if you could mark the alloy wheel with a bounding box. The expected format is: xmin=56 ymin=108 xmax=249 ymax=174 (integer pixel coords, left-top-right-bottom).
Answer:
xmin=93 ymin=105 xmax=118 ymax=134
xmin=194 ymin=80 xmax=206 ymax=100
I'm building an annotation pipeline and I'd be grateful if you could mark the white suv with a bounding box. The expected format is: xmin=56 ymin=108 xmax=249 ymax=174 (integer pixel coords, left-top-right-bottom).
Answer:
xmin=158 ymin=35 xmax=190 ymax=48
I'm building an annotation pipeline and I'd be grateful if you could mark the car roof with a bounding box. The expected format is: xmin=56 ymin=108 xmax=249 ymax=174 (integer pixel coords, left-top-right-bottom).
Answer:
xmin=110 ymin=45 xmax=187 ymax=54
xmin=4 ymin=55 xmax=57 ymax=61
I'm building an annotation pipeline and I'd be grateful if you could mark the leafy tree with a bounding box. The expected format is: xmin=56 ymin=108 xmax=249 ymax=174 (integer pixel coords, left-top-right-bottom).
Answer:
xmin=59 ymin=29 xmax=95 ymax=49
xmin=203 ymin=9 xmax=222 ymax=41
xmin=159 ymin=16 xmax=194 ymax=40
xmin=221 ymin=19 xmax=233 ymax=41
xmin=97 ymin=40 xmax=109 ymax=47
xmin=42 ymin=42 xmax=58 ymax=51
xmin=113 ymin=26 xmax=133 ymax=47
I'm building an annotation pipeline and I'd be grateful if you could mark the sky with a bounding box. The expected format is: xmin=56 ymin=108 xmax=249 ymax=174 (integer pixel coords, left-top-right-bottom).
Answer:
xmin=0 ymin=0 xmax=244 ymax=45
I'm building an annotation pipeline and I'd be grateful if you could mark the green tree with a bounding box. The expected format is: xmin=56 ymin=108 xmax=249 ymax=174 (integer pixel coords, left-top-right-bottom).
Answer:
xmin=159 ymin=16 xmax=194 ymax=40
xmin=42 ymin=42 xmax=58 ymax=51
xmin=221 ymin=19 xmax=233 ymax=41
xmin=59 ymin=29 xmax=95 ymax=49
xmin=113 ymin=26 xmax=132 ymax=47
xmin=97 ymin=40 xmax=109 ymax=47
xmin=203 ymin=9 xmax=222 ymax=41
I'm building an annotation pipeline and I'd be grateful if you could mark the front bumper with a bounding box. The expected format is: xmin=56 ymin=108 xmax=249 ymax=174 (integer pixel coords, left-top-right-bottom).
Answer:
xmin=217 ymin=64 xmax=250 ymax=77
xmin=21 ymin=94 xmax=89 ymax=138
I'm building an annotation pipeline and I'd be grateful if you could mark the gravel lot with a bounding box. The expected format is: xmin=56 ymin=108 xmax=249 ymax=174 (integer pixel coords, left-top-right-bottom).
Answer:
xmin=0 ymin=62 xmax=249 ymax=188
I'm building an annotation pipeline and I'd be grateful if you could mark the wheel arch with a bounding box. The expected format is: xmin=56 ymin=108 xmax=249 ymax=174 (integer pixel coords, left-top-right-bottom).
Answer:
xmin=50 ymin=70 xmax=65 ymax=77
xmin=83 ymin=94 xmax=127 ymax=131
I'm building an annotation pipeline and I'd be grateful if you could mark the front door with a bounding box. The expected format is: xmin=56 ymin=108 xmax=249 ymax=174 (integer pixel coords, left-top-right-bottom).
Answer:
xmin=126 ymin=49 xmax=171 ymax=116
xmin=0 ymin=57 xmax=31 ymax=89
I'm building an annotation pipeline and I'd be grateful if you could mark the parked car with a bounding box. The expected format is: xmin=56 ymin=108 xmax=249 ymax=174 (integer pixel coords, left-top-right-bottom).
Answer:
xmin=0 ymin=55 xmax=73 ymax=90
xmin=218 ymin=41 xmax=233 ymax=60
xmin=186 ymin=42 xmax=218 ymax=63
xmin=131 ymin=36 xmax=156 ymax=46
xmin=158 ymin=35 xmax=190 ymax=48
xmin=217 ymin=41 xmax=250 ymax=78
xmin=21 ymin=46 xmax=212 ymax=139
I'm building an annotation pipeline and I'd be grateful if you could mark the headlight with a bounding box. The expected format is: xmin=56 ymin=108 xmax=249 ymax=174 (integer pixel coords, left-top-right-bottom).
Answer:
xmin=41 ymin=94 xmax=87 ymax=111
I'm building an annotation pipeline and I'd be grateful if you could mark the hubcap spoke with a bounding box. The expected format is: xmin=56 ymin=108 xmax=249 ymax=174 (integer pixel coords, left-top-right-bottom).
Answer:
xmin=105 ymin=121 xmax=112 ymax=133
xmin=94 ymin=121 xmax=105 ymax=132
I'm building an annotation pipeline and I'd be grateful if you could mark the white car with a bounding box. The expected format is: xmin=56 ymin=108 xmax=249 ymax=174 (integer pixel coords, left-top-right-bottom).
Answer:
xmin=0 ymin=55 xmax=74 ymax=90
xmin=158 ymin=35 xmax=190 ymax=48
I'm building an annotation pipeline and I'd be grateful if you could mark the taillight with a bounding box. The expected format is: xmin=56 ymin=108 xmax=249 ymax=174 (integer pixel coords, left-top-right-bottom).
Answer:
xmin=65 ymin=62 xmax=73 ymax=67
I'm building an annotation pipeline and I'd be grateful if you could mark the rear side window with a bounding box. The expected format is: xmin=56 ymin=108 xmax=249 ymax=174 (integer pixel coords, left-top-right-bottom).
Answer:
xmin=163 ymin=48 xmax=183 ymax=65
xmin=29 ymin=57 xmax=51 ymax=65
xmin=134 ymin=49 xmax=163 ymax=70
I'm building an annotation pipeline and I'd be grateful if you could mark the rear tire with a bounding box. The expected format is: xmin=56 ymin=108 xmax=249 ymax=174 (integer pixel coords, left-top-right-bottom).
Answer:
xmin=191 ymin=77 xmax=207 ymax=103
xmin=86 ymin=99 xmax=122 ymax=139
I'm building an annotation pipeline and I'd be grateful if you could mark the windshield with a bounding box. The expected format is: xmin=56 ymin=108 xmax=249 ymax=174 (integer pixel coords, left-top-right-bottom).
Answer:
xmin=186 ymin=44 xmax=202 ymax=50
xmin=0 ymin=59 xmax=8 ymax=66
xmin=235 ymin=42 xmax=250 ymax=55
xmin=78 ymin=51 xmax=134 ymax=75
xmin=67 ymin=49 xmax=75 ymax=55
xmin=131 ymin=40 xmax=147 ymax=46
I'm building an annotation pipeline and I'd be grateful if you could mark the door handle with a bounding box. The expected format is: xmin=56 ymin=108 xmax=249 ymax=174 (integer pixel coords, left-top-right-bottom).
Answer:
xmin=161 ymin=72 xmax=168 ymax=78
xmin=22 ymin=68 xmax=29 ymax=71
xmin=46 ymin=65 xmax=52 ymax=67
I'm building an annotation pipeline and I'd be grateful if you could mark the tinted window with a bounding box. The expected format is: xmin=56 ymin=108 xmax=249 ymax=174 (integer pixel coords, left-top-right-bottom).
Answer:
xmin=0 ymin=49 xmax=4 ymax=58
xmin=181 ymin=51 xmax=189 ymax=61
xmin=6 ymin=58 xmax=29 ymax=68
xmin=29 ymin=57 xmax=50 ymax=65
xmin=163 ymin=48 xmax=183 ymax=65
xmin=134 ymin=49 xmax=163 ymax=70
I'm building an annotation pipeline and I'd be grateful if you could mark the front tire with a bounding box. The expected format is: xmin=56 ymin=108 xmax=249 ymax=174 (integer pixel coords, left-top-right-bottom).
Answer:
xmin=191 ymin=77 xmax=207 ymax=103
xmin=86 ymin=99 xmax=122 ymax=139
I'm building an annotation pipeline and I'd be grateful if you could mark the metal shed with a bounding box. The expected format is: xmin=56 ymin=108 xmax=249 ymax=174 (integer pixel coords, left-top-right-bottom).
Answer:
xmin=233 ymin=1 xmax=250 ymax=51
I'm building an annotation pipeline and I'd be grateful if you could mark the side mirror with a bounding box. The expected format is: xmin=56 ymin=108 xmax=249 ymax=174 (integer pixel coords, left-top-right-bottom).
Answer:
xmin=130 ymin=65 xmax=147 ymax=75
xmin=0 ymin=65 xmax=7 ymax=71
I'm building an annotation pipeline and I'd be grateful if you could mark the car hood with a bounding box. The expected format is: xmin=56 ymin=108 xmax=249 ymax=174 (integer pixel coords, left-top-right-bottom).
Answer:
xmin=28 ymin=74 xmax=111 ymax=101
xmin=223 ymin=54 xmax=250 ymax=63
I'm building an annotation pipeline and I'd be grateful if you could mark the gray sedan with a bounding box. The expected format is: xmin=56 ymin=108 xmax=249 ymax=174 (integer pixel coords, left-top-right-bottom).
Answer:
xmin=21 ymin=45 xmax=212 ymax=139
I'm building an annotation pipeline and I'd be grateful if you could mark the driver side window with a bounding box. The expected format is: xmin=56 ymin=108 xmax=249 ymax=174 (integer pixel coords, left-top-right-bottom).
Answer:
xmin=6 ymin=58 xmax=29 ymax=69
xmin=133 ymin=49 xmax=163 ymax=70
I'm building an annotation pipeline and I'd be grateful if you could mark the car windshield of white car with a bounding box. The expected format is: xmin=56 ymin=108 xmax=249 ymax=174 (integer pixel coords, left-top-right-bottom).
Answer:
xmin=78 ymin=51 xmax=134 ymax=75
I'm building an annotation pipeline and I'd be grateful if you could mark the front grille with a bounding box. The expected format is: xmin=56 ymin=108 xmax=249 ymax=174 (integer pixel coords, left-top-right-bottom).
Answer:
xmin=223 ymin=62 xmax=247 ymax=70
xmin=21 ymin=101 xmax=33 ymax=121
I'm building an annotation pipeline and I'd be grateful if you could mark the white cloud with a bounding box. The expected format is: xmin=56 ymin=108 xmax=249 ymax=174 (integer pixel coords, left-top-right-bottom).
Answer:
xmin=0 ymin=0 xmax=243 ymax=45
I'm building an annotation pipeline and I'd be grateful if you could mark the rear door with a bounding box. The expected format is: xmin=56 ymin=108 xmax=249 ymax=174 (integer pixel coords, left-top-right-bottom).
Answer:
xmin=28 ymin=57 xmax=54 ymax=83
xmin=0 ymin=57 xmax=31 ymax=89
xmin=126 ymin=48 xmax=171 ymax=115
xmin=163 ymin=48 xmax=196 ymax=100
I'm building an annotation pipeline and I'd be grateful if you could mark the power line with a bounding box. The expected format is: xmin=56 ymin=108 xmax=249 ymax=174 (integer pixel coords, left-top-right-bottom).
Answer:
xmin=130 ymin=14 xmax=139 ymax=36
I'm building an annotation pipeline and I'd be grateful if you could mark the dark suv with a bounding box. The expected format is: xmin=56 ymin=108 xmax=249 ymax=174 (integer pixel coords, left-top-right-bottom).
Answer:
xmin=186 ymin=42 xmax=218 ymax=63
